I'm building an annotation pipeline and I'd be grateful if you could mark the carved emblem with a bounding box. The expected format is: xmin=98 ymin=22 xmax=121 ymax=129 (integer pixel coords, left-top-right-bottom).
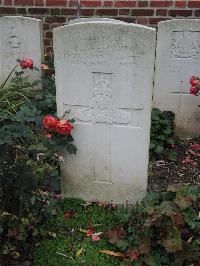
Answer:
xmin=8 ymin=27 xmax=21 ymax=49
xmin=171 ymin=31 xmax=200 ymax=59
xmin=75 ymin=73 xmax=131 ymax=124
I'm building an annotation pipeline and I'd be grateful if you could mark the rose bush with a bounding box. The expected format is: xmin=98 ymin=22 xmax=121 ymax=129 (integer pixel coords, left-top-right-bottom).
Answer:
xmin=0 ymin=59 xmax=76 ymax=260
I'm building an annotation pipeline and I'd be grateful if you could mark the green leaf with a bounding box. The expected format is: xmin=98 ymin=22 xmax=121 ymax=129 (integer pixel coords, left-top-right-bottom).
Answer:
xmin=67 ymin=143 xmax=77 ymax=154
xmin=154 ymin=145 xmax=164 ymax=154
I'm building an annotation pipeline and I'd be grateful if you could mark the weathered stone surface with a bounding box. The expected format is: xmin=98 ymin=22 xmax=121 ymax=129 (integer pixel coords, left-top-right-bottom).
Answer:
xmin=54 ymin=19 xmax=156 ymax=203
xmin=153 ymin=19 xmax=200 ymax=136
xmin=0 ymin=16 xmax=43 ymax=84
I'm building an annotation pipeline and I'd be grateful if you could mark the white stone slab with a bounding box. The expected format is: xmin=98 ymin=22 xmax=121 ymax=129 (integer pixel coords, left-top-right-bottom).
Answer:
xmin=153 ymin=19 xmax=200 ymax=136
xmin=0 ymin=16 xmax=43 ymax=84
xmin=54 ymin=19 xmax=156 ymax=204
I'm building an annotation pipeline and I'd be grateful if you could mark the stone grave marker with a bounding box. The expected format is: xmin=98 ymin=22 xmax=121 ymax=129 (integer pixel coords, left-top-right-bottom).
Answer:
xmin=54 ymin=19 xmax=156 ymax=203
xmin=0 ymin=16 xmax=43 ymax=84
xmin=153 ymin=19 xmax=200 ymax=136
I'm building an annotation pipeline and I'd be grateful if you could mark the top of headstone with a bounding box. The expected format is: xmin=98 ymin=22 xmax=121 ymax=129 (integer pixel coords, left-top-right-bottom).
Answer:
xmin=57 ymin=17 xmax=156 ymax=33
xmin=68 ymin=18 xmax=127 ymax=25
xmin=0 ymin=16 xmax=41 ymax=23
xmin=158 ymin=19 xmax=200 ymax=27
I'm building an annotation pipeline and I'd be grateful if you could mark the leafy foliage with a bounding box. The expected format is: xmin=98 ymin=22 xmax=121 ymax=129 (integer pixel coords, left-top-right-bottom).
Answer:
xmin=112 ymin=184 xmax=200 ymax=265
xmin=150 ymin=108 xmax=176 ymax=161
xmin=0 ymin=64 xmax=76 ymax=259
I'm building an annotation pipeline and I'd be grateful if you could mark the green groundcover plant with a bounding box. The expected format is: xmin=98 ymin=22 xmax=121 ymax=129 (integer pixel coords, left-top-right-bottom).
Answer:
xmin=150 ymin=108 xmax=176 ymax=161
xmin=112 ymin=184 xmax=200 ymax=266
xmin=0 ymin=59 xmax=76 ymax=259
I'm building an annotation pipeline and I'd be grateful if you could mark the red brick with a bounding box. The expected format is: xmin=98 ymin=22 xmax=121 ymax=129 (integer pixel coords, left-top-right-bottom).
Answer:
xmin=46 ymin=0 xmax=66 ymax=6
xmin=45 ymin=16 xmax=66 ymax=23
xmin=150 ymin=1 xmax=173 ymax=7
xmin=96 ymin=9 xmax=118 ymax=16
xmin=0 ymin=7 xmax=16 ymax=13
xmin=149 ymin=17 xmax=169 ymax=24
xmin=168 ymin=9 xmax=192 ymax=16
xmin=119 ymin=9 xmax=130 ymax=15
xmin=175 ymin=1 xmax=186 ymax=8
xmin=188 ymin=1 xmax=200 ymax=8
xmin=44 ymin=38 xmax=52 ymax=46
xmin=116 ymin=17 xmax=136 ymax=23
xmin=17 ymin=8 xmax=27 ymax=14
xmin=138 ymin=1 xmax=148 ymax=7
xmin=156 ymin=9 xmax=167 ymax=15
xmin=61 ymin=8 xmax=76 ymax=15
xmin=132 ymin=9 xmax=154 ymax=16
xmin=114 ymin=1 xmax=136 ymax=7
xmin=14 ymin=0 xmax=33 ymax=5
xmin=80 ymin=8 xmax=95 ymax=15
xmin=50 ymin=8 xmax=61 ymax=15
xmin=4 ymin=0 xmax=12 ymax=5
xmin=35 ymin=0 xmax=44 ymax=5
xmin=69 ymin=0 xmax=77 ymax=7
xmin=137 ymin=17 xmax=148 ymax=24
xmin=45 ymin=31 xmax=53 ymax=38
xmin=28 ymin=8 xmax=49 ymax=14
xmin=195 ymin=10 xmax=200 ymax=16
xmin=81 ymin=1 xmax=101 ymax=7
xmin=103 ymin=1 xmax=113 ymax=7
xmin=43 ymin=23 xmax=50 ymax=30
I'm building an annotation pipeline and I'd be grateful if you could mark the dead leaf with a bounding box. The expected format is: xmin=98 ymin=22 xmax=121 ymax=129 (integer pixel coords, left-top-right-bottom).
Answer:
xmin=76 ymin=247 xmax=84 ymax=257
xmin=86 ymin=228 xmax=94 ymax=236
xmin=171 ymin=213 xmax=185 ymax=227
xmin=92 ymin=234 xmax=101 ymax=242
xmin=127 ymin=249 xmax=140 ymax=261
xmin=99 ymin=250 xmax=126 ymax=258
xmin=104 ymin=228 xmax=124 ymax=244
xmin=64 ymin=211 xmax=75 ymax=220
xmin=139 ymin=243 xmax=151 ymax=254
xmin=187 ymin=236 xmax=194 ymax=243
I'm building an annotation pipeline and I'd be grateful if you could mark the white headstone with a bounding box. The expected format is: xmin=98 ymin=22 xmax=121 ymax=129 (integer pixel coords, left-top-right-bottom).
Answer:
xmin=54 ymin=19 xmax=156 ymax=204
xmin=0 ymin=16 xmax=43 ymax=84
xmin=153 ymin=19 xmax=200 ymax=136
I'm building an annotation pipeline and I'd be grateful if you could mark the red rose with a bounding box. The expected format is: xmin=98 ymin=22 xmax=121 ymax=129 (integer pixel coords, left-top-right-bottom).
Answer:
xmin=190 ymin=76 xmax=200 ymax=87
xmin=20 ymin=59 xmax=33 ymax=69
xmin=190 ymin=86 xmax=200 ymax=96
xmin=55 ymin=120 xmax=74 ymax=135
xmin=42 ymin=115 xmax=57 ymax=130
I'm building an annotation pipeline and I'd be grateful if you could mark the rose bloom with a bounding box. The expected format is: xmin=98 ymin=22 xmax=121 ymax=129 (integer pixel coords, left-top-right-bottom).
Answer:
xmin=20 ymin=59 xmax=33 ymax=69
xmin=42 ymin=115 xmax=57 ymax=130
xmin=55 ymin=120 xmax=74 ymax=135
xmin=190 ymin=76 xmax=200 ymax=87
xmin=190 ymin=86 xmax=200 ymax=96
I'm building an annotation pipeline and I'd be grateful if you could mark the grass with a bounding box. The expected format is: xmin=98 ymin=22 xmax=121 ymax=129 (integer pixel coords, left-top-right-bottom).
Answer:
xmin=33 ymin=198 xmax=121 ymax=266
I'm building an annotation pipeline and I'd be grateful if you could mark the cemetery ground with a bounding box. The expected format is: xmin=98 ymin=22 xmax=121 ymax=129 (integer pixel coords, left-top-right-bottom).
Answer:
xmin=1 ymin=136 xmax=200 ymax=266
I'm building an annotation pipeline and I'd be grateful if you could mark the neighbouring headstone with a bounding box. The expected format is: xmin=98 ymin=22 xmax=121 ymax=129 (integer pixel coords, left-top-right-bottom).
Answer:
xmin=54 ymin=19 xmax=156 ymax=203
xmin=153 ymin=19 xmax=200 ymax=136
xmin=0 ymin=16 xmax=43 ymax=84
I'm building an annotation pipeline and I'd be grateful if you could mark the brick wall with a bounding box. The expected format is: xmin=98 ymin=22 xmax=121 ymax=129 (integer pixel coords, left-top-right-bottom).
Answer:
xmin=0 ymin=0 xmax=200 ymax=54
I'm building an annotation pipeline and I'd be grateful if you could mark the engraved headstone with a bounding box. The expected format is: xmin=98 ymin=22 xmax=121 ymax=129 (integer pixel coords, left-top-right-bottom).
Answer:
xmin=153 ymin=20 xmax=200 ymax=136
xmin=54 ymin=19 xmax=156 ymax=203
xmin=0 ymin=16 xmax=43 ymax=84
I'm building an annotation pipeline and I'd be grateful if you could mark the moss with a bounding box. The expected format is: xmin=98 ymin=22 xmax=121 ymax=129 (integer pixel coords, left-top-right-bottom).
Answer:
xmin=33 ymin=198 xmax=120 ymax=266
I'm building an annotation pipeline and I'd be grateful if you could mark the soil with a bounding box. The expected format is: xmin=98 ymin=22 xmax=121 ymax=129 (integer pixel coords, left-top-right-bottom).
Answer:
xmin=148 ymin=137 xmax=200 ymax=192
